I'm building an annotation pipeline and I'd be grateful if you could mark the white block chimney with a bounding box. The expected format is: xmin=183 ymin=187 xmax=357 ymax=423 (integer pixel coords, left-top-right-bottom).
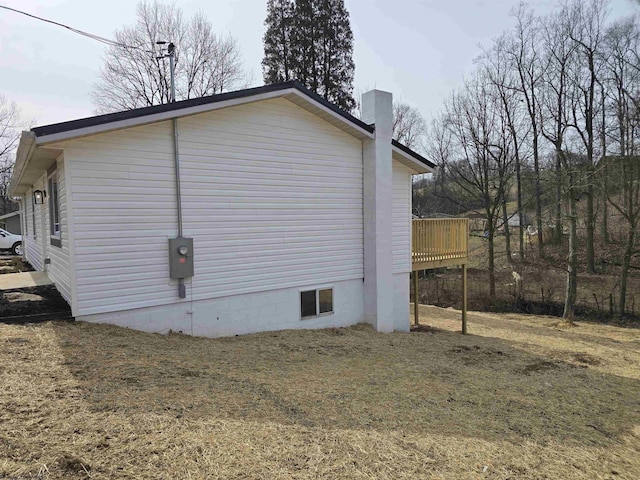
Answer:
xmin=361 ymin=90 xmax=394 ymax=332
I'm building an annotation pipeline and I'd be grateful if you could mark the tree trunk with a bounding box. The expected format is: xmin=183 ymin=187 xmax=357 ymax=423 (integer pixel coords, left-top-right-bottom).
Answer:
xmin=502 ymin=200 xmax=512 ymax=264
xmin=487 ymin=215 xmax=496 ymax=297
xmin=619 ymin=224 xmax=635 ymax=320
xmin=601 ymin=84 xmax=610 ymax=244
xmin=601 ymin=167 xmax=610 ymax=244
xmin=515 ymin=160 xmax=525 ymax=262
xmin=563 ymin=180 xmax=578 ymax=322
xmin=533 ymin=135 xmax=543 ymax=255
xmin=586 ymin=183 xmax=596 ymax=273
xmin=555 ymin=149 xmax=563 ymax=244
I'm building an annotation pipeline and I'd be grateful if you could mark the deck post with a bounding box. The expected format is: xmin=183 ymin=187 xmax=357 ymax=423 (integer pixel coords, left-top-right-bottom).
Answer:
xmin=413 ymin=272 xmax=419 ymax=326
xmin=461 ymin=263 xmax=468 ymax=334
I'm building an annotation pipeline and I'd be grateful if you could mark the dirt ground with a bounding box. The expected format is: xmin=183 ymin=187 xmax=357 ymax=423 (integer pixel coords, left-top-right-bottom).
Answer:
xmin=1 ymin=311 xmax=639 ymax=479
xmin=0 ymin=256 xmax=33 ymax=275
xmin=0 ymin=285 xmax=71 ymax=318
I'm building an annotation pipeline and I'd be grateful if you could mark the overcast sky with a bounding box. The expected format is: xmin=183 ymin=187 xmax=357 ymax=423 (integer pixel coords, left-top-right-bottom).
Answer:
xmin=1 ymin=0 xmax=638 ymax=128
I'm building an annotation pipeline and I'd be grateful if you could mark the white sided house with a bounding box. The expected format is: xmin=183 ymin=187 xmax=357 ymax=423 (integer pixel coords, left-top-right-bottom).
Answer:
xmin=9 ymin=81 xmax=434 ymax=337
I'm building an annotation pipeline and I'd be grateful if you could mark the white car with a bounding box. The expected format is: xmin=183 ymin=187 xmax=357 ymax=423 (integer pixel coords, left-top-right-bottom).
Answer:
xmin=0 ymin=228 xmax=22 ymax=256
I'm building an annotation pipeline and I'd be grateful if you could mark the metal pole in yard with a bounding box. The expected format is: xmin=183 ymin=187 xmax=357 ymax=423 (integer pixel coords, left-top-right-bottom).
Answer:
xmin=413 ymin=272 xmax=419 ymax=326
xmin=462 ymin=264 xmax=468 ymax=334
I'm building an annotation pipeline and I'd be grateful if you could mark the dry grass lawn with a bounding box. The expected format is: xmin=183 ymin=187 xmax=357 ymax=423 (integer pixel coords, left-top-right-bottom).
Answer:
xmin=1 ymin=310 xmax=639 ymax=479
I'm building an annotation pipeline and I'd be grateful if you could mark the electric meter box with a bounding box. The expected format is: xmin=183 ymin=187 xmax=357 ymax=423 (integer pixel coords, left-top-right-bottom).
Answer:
xmin=168 ymin=237 xmax=194 ymax=279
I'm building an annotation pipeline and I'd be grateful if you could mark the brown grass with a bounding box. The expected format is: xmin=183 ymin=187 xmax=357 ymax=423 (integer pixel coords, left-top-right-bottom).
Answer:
xmin=1 ymin=314 xmax=639 ymax=479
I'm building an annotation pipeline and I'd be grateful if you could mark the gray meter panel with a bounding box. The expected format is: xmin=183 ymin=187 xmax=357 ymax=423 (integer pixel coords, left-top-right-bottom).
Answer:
xmin=169 ymin=237 xmax=194 ymax=279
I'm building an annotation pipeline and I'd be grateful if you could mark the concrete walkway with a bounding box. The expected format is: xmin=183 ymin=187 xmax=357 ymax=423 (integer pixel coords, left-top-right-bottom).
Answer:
xmin=0 ymin=271 xmax=53 ymax=291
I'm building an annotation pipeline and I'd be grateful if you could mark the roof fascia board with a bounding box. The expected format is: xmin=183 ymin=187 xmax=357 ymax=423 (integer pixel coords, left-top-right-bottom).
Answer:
xmin=35 ymin=89 xmax=296 ymax=145
xmin=8 ymin=131 xmax=36 ymax=197
xmin=35 ymin=87 xmax=374 ymax=146
xmin=392 ymin=145 xmax=434 ymax=174
xmin=284 ymin=90 xmax=374 ymax=139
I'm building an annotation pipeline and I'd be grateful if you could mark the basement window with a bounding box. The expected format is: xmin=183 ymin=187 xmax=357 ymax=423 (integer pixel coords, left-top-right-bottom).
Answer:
xmin=300 ymin=287 xmax=334 ymax=319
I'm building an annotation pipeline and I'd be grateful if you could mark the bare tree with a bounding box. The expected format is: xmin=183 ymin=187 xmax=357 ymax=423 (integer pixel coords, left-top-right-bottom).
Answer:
xmin=599 ymin=19 xmax=640 ymax=318
xmin=510 ymin=4 xmax=546 ymax=255
xmin=599 ymin=18 xmax=640 ymax=243
xmin=602 ymin=18 xmax=640 ymax=158
xmin=541 ymin=8 xmax=575 ymax=246
xmin=0 ymin=96 xmax=22 ymax=215
xmin=91 ymin=1 xmax=248 ymax=113
xmin=393 ymin=101 xmax=428 ymax=150
xmin=481 ymin=36 xmax=530 ymax=262
xmin=436 ymin=75 xmax=515 ymax=296
xmin=566 ymin=0 xmax=608 ymax=274
xmin=540 ymin=5 xmax=581 ymax=320
xmin=605 ymin=158 xmax=640 ymax=319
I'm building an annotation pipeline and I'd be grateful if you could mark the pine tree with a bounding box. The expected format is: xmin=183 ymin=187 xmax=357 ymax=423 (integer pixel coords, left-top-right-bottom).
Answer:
xmin=262 ymin=0 xmax=355 ymax=112
xmin=315 ymin=0 xmax=355 ymax=111
xmin=262 ymin=0 xmax=294 ymax=83
xmin=291 ymin=0 xmax=320 ymax=91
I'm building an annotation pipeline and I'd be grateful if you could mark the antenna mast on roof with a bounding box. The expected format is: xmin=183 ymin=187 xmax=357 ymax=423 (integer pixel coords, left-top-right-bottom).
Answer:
xmin=156 ymin=41 xmax=176 ymax=103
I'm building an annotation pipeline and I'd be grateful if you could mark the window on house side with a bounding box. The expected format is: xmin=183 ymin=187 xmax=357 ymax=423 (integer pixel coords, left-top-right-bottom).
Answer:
xmin=301 ymin=290 xmax=317 ymax=318
xmin=319 ymin=288 xmax=333 ymax=314
xmin=301 ymin=288 xmax=334 ymax=319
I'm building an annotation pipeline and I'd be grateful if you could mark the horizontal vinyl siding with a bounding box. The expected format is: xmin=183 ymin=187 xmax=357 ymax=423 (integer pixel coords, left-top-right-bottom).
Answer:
xmin=392 ymin=161 xmax=412 ymax=274
xmin=65 ymin=122 xmax=178 ymax=315
xmin=66 ymin=97 xmax=363 ymax=316
xmin=180 ymin=98 xmax=364 ymax=300
xmin=46 ymin=157 xmax=72 ymax=304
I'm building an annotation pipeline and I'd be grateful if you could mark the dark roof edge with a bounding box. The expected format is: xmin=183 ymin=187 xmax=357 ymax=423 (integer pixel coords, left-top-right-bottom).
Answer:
xmin=392 ymin=139 xmax=436 ymax=170
xmin=30 ymin=80 xmax=432 ymax=171
xmin=32 ymin=80 xmax=374 ymax=137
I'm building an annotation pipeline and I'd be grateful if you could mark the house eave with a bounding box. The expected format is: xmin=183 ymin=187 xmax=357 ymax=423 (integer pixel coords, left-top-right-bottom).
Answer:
xmin=12 ymin=81 xmax=433 ymax=191
xmin=391 ymin=141 xmax=434 ymax=174
xmin=33 ymin=82 xmax=375 ymax=146
xmin=9 ymin=131 xmax=63 ymax=197
xmin=8 ymin=131 xmax=36 ymax=197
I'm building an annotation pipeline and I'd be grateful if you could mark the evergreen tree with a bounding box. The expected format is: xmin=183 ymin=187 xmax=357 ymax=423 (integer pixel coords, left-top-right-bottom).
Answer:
xmin=262 ymin=0 xmax=294 ymax=83
xmin=262 ymin=0 xmax=355 ymax=111
xmin=291 ymin=0 xmax=320 ymax=92
xmin=315 ymin=0 xmax=355 ymax=111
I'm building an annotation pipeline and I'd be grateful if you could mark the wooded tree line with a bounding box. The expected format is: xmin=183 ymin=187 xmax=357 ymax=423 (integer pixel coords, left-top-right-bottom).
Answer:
xmin=420 ymin=0 xmax=640 ymax=320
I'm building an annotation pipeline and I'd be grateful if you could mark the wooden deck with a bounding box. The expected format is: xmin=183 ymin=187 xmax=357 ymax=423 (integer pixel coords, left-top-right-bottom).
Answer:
xmin=411 ymin=218 xmax=470 ymax=333
xmin=412 ymin=218 xmax=469 ymax=270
